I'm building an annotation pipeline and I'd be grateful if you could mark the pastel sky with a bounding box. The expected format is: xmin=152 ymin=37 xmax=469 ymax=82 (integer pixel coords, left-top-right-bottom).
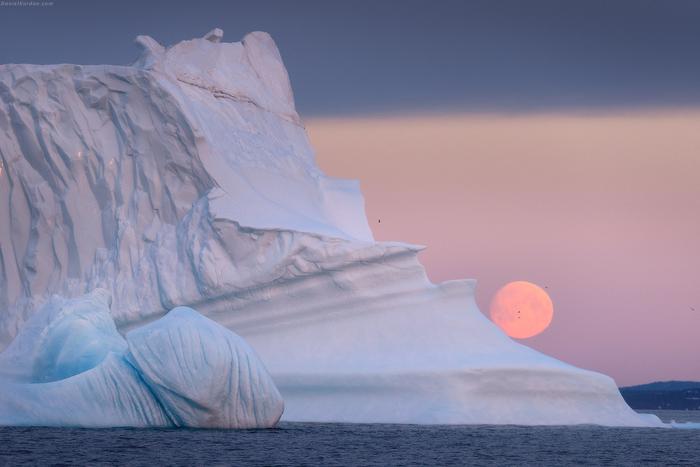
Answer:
xmin=308 ymin=113 xmax=700 ymax=386
xmin=1 ymin=0 xmax=698 ymax=385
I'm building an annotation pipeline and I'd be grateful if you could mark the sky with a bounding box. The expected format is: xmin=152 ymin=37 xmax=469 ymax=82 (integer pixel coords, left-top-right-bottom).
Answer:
xmin=309 ymin=113 xmax=700 ymax=386
xmin=1 ymin=0 xmax=699 ymax=385
xmin=3 ymin=0 xmax=700 ymax=116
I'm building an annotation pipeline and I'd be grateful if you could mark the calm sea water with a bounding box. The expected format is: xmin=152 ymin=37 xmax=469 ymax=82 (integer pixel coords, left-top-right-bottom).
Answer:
xmin=1 ymin=411 xmax=698 ymax=466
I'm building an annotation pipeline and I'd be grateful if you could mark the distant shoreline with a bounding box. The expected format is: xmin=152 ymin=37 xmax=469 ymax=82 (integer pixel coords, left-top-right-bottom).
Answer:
xmin=620 ymin=381 xmax=700 ymax=411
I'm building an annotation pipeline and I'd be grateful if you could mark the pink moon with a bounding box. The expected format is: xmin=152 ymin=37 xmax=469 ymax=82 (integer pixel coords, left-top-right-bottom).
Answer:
xmin=489 ymin=281 xmax=554 ymax=339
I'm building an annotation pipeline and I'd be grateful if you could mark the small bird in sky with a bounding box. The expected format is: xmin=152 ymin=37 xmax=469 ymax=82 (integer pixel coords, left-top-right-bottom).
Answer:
xmin=378 ymin=219 xmax=381 ymax=223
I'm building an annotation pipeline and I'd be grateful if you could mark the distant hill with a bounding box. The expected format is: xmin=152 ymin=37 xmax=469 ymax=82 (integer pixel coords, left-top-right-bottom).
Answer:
xmin=620 ymin=381 xmax=700 ymax=410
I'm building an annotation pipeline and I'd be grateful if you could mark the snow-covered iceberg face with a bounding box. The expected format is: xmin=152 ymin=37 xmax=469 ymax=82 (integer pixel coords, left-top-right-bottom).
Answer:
xmin=0 ymin=27 xmax=373 ymax=345
xmin=0 ymin=291 xmax=283 ymax=428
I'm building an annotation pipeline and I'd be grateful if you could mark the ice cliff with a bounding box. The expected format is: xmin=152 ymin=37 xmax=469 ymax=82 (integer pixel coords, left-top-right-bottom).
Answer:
xmin=0 ymin=29 xmax=662 ymax=426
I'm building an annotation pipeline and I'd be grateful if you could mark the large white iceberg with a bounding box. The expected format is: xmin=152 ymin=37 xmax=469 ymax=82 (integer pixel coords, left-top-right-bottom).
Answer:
xmin=0 ymin=28 xmax=662 ymax=426
xmin=0 ymin=290 xmax=284 ymax=428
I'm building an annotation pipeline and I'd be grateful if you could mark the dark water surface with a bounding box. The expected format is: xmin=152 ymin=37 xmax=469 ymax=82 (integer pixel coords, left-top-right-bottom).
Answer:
xmin=1 ymin=411 xmax=698 ymax=466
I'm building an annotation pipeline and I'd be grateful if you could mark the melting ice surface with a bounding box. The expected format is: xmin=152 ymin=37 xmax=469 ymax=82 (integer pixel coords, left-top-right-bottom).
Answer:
xmin=0 ymin=28 xmax=676 ymax=427
xmin=0 ymin=290 xmax=283 ymax=428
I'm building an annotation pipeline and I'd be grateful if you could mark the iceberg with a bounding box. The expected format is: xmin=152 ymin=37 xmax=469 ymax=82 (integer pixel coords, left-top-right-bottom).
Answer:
xmin=0 ymin=290 xmax=283 ymax=428
xmin=126 ymin=305 xmax=284 ymax=428
xmin=0 ymin=28 xmax=662 ymax=426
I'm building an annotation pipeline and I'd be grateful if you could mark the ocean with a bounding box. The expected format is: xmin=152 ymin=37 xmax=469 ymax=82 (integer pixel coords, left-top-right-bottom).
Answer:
xmin=0 ymin=411 xmax=698 ymax=466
